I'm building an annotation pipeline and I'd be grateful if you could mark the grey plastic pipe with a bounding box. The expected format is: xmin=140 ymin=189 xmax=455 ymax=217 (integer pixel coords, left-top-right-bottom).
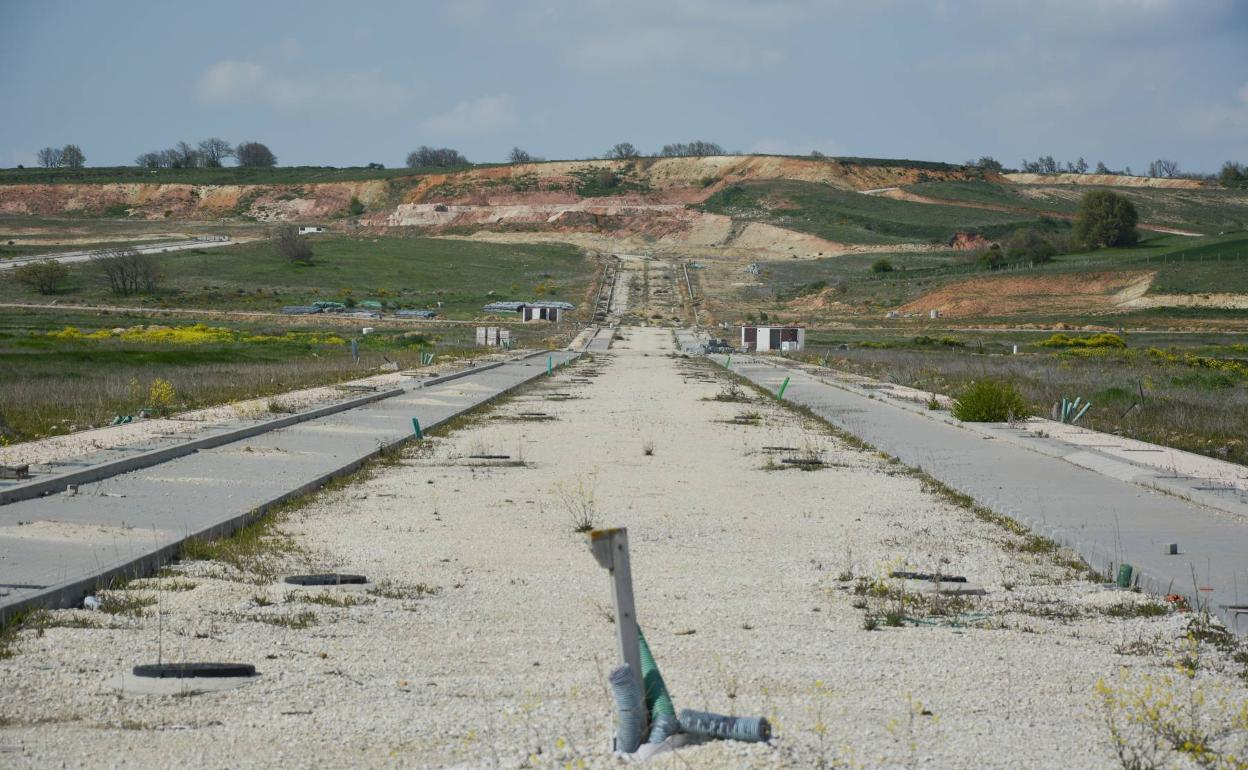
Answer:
xmin=648 ymin=713 xmax=681 ymax=744
xmin=609 ymin=664 xmax=644 ymax=753
xmin=678 ymin=709 xmax=771 ymax=743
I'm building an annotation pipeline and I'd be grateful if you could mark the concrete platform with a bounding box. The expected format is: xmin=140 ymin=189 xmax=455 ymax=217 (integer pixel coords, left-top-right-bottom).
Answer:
xmin=0 ymin=350 xmax=578 ymax=622
xmin=718 ymin=354 xmax=1248 ymax=633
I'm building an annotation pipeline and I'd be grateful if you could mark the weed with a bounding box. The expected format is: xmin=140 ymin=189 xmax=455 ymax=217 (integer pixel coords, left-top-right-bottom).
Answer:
xmin=366 ymin=581 xmax=440 ymax=600
xmin=249 ymin=610 xmax=318 ymax=629
xmin=267 ymin=398 xmax=296 ymax=414
xmin=1104 ymin=601 xmax=1170 ymax=619
xmin=97 ymin=591 xmax=156 ymax=617
xmin=553 ymin=471 xmax=599 ymax=534
xmin=288 ymin=591 xmax=374 ymax=608
xmin=951 ymin=379 xmax=1031 ymax=422
xmin=642 ymin=440 xmax=655 ymax=457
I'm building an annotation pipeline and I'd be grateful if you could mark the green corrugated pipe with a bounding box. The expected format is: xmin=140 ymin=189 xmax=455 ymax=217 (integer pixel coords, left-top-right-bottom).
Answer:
xmin=636 ymin=628 xmax=676 ymax=721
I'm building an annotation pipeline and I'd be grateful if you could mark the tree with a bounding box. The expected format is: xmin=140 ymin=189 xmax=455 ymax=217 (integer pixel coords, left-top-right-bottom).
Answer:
xmin=508 ymin=147 xmax=533 ymax=163
xmin=236 ymin=141 xmax=277 ymax=168
xmin=405 ymin=146 xmax=468 ymax=168
xmin=13 ymin=259 xmax=70 ymax=294
xmin=969 ymin=156 xmax=1004 ymax=172
xmin=1005 ymin=227 xmax=1057 ymax=265
xmin=1148 ymin=159 xmax=1180 ymax=178
xmin=197 ymin=138 xmax=233 ymax=167
xmin=93 ymin=247 xmax=160 ymax=294
xmin=870 ymin=258 xmax=893 ymax=273
xmin=1095 ymin=161 xmax=1111 ymax=174
xmin=36 ymin=147 xmax=63 ymax=168
xmin=659 ymin=141 xmax=723 ymax=157
xmin=272 ymin=225 xmax=313 ymax=264
xmin=605 ymin=142 xmax=640 ymax=160
xmin=59 ymin=145 xmax=85 ymax=168
xmin=348 ymin=196 xmax=365 ymax=216
xmin=172 ymin=141 xmax=200 ymax=168
xmin=1218 ymin=161 xmax=1246 ymax=188
xmin=1073 ymin=157 xmax=1088 ymax=174
xmin=810 ymin=150 xmax=826 ymax=158
xmin=1073 ymin=190 xmax=1139 ymax=249
xmin=135 ymin=151 xmax=164 ymax=169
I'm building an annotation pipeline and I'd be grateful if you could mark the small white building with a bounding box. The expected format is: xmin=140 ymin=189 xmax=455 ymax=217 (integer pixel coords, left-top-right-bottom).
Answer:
xmin=740 ymin=325 xmax=805 ymax=353
xmin=521 ymin=301 xmax=574 ymax=323
xmin=298 ymin=226 xmax=326 ymax=235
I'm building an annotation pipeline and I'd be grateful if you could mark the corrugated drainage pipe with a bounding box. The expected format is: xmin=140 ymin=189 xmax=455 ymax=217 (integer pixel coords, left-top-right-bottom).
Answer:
xmin=637 ymin=628 xmax=676 ymax=721
xmin=648 ymin=713 xmax=681 ymax=744
xmin=679 ymin=709 xmax=771 ymax=743
xmin=609 ymin=664 xmax=644 ymax=753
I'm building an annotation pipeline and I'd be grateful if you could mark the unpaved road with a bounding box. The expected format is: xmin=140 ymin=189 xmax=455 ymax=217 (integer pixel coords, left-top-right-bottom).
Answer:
xmin=1 ymin=327 xmax=1244 ymax=768
xmin=0 ymin=237 xmax=234 ymax=270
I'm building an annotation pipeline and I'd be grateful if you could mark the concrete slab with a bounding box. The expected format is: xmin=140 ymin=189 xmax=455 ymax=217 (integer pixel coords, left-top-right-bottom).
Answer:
xmin=720 ymin=354 xmax=1248 ymax=632
xmin=0 ymin=350 xmax=579 ymax=621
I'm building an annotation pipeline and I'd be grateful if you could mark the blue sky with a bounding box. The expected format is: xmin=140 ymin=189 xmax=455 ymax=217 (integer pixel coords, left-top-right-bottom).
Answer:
xmin=1 ymin=0 xmax=1245 ymax=172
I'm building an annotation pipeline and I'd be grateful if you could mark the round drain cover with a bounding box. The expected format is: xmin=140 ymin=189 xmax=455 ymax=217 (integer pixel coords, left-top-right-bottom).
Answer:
xmin=133 ymin=662 xmax=256 ymax=679
xmin=284 ymin=573 xmax=368 ymax=586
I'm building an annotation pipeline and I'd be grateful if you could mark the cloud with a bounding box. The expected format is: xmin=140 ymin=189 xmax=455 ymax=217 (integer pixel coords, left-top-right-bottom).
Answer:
xmin=422 ymin=95 xmax=517 ymax=136
xmin=195 ymin=58 xmax=412 ymax=115
xmin=567 ymin=27 xmax=784 ymax=75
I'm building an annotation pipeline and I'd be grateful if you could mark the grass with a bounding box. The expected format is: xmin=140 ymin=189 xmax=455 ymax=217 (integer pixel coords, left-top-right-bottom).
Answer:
xmin=699 ymin=180 xmax=1046 ymax=246
xmin=0 ymin=164 xmax=461 ymax=186
xmin=0 ymin=234 xmax=597 ymax=320
xmin=907 ymin=180 xmax=1248 ymax=235
xmin=799 ymin=334 xmax=1248 ymax=466
xmin=0 ymin=309 xmax=484 ymax=443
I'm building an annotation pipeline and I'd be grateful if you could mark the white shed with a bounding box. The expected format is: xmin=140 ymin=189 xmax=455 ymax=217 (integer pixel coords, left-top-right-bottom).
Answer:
xmin=521 ymin=301 xmax=574 ymax=323
xmin=740 ymin=325 xmax=805 ymax=353
xmin=298 ymin=226 xmax=326 ymax=235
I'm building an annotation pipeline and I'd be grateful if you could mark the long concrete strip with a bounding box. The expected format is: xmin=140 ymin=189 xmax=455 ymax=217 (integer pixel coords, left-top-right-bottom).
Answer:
xmin=0 ymin=350 xmax=579 ymax=622
xmin=0 ymin=237 xmax=232 ymax=270
xmin=718 ymin=354 xmax=1248 ymax=632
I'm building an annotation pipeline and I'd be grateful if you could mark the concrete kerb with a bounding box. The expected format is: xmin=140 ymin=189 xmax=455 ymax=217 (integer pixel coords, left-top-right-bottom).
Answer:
xmin=0 ymin=352 xmax=582 ymax=625
xmin=0 ymin=387 xmax=406 ymax=506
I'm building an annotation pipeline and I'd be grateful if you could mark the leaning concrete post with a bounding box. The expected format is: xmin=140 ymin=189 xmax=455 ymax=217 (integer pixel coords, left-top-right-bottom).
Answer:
xmin=588 ymin=528 xmax=645 ymax=714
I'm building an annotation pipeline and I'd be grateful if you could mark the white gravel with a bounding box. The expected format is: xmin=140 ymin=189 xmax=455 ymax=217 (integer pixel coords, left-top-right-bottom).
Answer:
xmin=2 ymin=327 xmax=1244 ymax=769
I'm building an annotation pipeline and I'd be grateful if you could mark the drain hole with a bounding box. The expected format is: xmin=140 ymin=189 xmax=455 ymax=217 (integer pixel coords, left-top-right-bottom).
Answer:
xmin=133 ymin=662 xmax=256 ymax=679
xmin=781 ymin=458 xmax=823 ymax=466
xmin=762 ymin=446 xmax=798 ymax=452
xmin=284 ymin=574 xmax=368 ymax=586
xmin=468 ymin=454 xmax=511 ymax=460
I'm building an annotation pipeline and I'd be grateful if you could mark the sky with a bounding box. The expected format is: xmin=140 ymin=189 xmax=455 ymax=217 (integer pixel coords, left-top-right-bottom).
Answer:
xmin=1 ymin=0 xmax=1245 ymax=172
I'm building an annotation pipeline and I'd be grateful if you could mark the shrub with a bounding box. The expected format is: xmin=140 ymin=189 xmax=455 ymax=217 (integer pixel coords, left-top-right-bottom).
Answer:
xmin=1038 ymin=333 xmax=1126 ymax=349
xmin=347 ymin=196 xmax=364 ymax=216
xmin=148 ymin=378 xmax=176 ymax=415
xmin=1073 ymin=190 xmax=1138 ymax=248
xmin=92 ymin=248 xmax=160 ymax=295
xmin=870 ymin=258 xmax=893 ymax=274
xmin=13 ymin=259 xmax=70 ymax=294
xmin=272 ymin=225 xmax=313 ymax=265
xmin=1005 ymin=227 xmax=1058 ymax=265
xmin=952 ymin=380 xmax=1031 ymax=422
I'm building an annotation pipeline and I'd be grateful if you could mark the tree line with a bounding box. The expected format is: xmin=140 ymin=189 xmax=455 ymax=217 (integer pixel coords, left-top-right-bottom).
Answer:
xmin=36 ymin=144 xmax=86 ymax=168
xmin=135 ymin=139 xmax=276 ymax=169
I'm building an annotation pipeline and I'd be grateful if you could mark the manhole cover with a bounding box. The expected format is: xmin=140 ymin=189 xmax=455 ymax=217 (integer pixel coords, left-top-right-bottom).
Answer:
xmin=284 ymin=574 xmax=368 ymax=586
xmin=133 ymin=662 xmax=256 ymax=679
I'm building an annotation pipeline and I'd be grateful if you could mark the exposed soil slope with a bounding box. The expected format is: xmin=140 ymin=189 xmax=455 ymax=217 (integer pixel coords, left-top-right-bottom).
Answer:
xmin=898 ymin=271 xmax=1155 ymax=318
xmin=1004 ymin=173 xmax=1204 ymax=189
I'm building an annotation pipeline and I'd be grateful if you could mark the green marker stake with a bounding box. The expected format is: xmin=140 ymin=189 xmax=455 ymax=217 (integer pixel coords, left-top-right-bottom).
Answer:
xmin=547 ymin=355 xmax=553 ymax=375
xmin=725 ymin=354 xmax=731 ymax=368
xmin=412 ymin=417 xmax=422 ymax=439
xmin=777 ymin=377 xmax=790 ymax=401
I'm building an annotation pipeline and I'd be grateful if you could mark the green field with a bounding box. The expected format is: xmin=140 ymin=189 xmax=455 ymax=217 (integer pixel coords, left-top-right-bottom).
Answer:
xmin=906 ymin=180 xmax=1248 ymax=235
xmin=0 ymin=165 xmax=453 ymax=186
xmin=791 ymin=331 xmax=1248 ymax=466
xmin=0 ymin=308 xmax=505 ymax=443
xmin=724 ymin=231 xmax=1248 ymax=323
xmin=0 ymin=235 xmax=596 ymax=319
xmin=699 ymin=180 xmax=1048 ymax=245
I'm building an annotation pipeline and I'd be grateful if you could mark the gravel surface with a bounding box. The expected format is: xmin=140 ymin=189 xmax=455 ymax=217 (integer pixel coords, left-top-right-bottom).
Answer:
xmin=2 ymin=327 xmax=1245 ymax=769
